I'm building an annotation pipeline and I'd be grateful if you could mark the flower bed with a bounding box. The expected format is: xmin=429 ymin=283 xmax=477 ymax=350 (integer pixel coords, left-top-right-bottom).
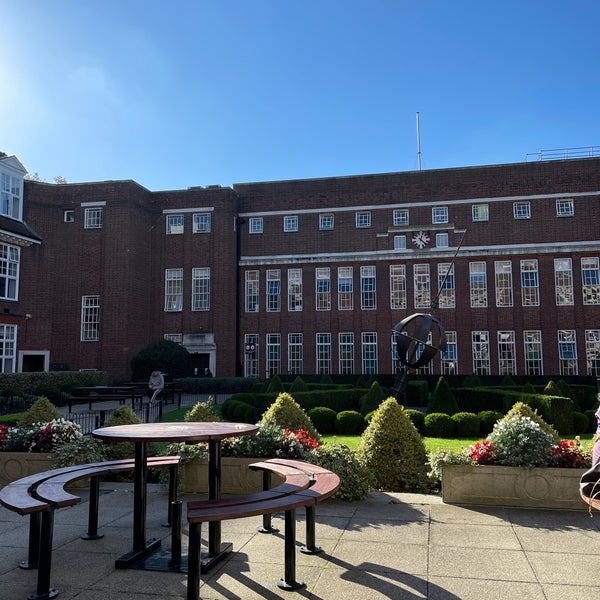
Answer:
xmin=442 ymin=463 xmax=584 ymax=510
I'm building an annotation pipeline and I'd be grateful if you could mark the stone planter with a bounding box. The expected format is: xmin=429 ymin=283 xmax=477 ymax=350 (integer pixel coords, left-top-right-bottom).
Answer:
xmin=0 ymin=452 xmax=54 ymax=487
xmin=442 ymin=464 xmax=585 ymax=510
xmin=182 ymin=457 xmax=264 ymax=494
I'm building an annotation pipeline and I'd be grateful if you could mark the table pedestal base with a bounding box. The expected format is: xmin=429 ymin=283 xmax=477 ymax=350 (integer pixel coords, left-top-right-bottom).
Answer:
xmin=118 ymin=542 xmax=233 ymax=574
xmin=115 ymin=538 xmax=161 ymax=569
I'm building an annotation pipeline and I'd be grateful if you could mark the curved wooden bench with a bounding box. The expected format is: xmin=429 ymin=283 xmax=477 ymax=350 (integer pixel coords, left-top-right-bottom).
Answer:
xmin=186 ymin=459 xmax=339 ymax=600
xmin=250 ymin=458 xmax=340 ymax=554
xmin=0 ymin=455 xmax=179 ymax=600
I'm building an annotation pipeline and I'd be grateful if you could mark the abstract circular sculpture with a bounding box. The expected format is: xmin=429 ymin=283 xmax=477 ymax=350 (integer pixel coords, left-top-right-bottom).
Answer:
xmin=393 ymin=313 xmax=447 ymax=370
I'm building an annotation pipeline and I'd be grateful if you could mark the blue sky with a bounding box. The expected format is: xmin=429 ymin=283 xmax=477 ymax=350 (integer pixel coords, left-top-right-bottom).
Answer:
xmin=2 ymin=1 xmax=599 ymax=190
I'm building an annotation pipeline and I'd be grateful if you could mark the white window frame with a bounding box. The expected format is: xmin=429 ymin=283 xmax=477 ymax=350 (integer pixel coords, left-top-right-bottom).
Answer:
xmin=284 ymin=215 xmax=298 ymax=232
xmin=191 ymin=267 xmax=210 ymax=311
xmin=414 ymin=264 xmax=430 ymax=309
xmin=192 ymin=213 xmax=211 ymax=233
xmin=166 ymin=214 xmax=184 ymax=235
xmin=361 ymin=332 xmax=378 ymax=374
xmin=436 ymin=232 xmax=449 ymax=248
xmin=390 ymin=265 xmax=406 ymax=310
xmin=432 ymin=206 xmax=448 ymax=224
xmin=558 ymin=330 xmax=578 ymax=375
xmin=585 ymin=329 xmax=600 ymax=376
xmin=355 ymin=211 xmax=371 ymax=228
xmin=64 ymin=210 xmax=75 ymax=223
xmin=319 ymin=214 xmax=334 ymax=230
xmin=582 ymin=257 xmax=600 ymax=305
xmin=521 ymin=259 xmax=540 ymax=306
xmin=245 ymin=270 xmax=259 ymax=312
xmin=81 ymin=295 xmax=100 ymax=341
xmin=0 ymin=324 xmax=17 ymax=373
xmin=315 ymin=268 xmax=331 ymax=311
xmin=288 ymin=333 xmax=303 ymax=374
xmin=524 ymin=330 xmax=543 ymax=376
xmin=0 ymin=243 xmax=19 ymax=300
xmin=472 ymin=331 xmax=490 ymax=375
xmin=498 ymin=331 xmax=517 ymax=375
xmin=360 ymin=266 xmax=376 ymax=310
xmin=470 ymin=262 xmax=487 ymax=308
xmin=164 ymin=268 xmax=183 ymax=311
xmin=164 ymin=333 xmax=183 ymax=344
xmin=437 ymin=263 xmax=455 ymax=308
xmin=287 ymin=268 xmax=302 ymax=311
xmin=249 ymin=217 xmax=263 ymax=234
xmin=338 ymin=267 xmax=353 ymax=310
xmin=266 ymin=269 xmax=281 ymax=312
xmin=556 ymin=198 xmax=574 ymax=217
xmin=513 ymin=201 xmax=531 ymax=219
xmin=394 ymin=235 xmax=406 ymax=250
xmin=266 ymin=333 xmax=281 ymax=377
xmin=316 ymin=333 xmax=331 ymax=374
xmin=472 ymin=203 xmax=489 ymax=222
xmin=495 ymin=260 xmax=513 ymax=307
xmin=1 ymin=172 xmax=22 ymax=220
xmin=554 ymin=258 xmax=574 ymax=306
xmin=393 ymin=208 xmax=409 ymax=226
xmin=441 ymin=331 xmax=457 ymax=374
xmin=339 ymin=332 xmax=355 ymax=374
xmin=244 ymin=333 xmax=259 ymax=377
xmin=84 ymin=207 xmax=103 ymax=229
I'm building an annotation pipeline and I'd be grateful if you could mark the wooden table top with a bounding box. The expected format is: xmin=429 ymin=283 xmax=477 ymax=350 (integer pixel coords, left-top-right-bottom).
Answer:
xmin=91 ymin=421 xmax=259 ymax=443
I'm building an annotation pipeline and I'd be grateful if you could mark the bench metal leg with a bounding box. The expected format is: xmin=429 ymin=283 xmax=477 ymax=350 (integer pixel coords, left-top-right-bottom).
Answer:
xmin=82 ymin=475 xmax=104 ymax=540
xmin=169 ymin=501 xmax=182 ymax=567
xmin=277 ymin=508 xmax=304 ymax=590
xmin=29 ymin=508 xmax=58 ymax=600
xmin=187 ymin=522 xmax=202 ymax=600
xmin=300 ymin=504 xmax=322 ymax=554
xmin=257 ymin=471 xmax=278 ymax=534
xmin=20 ymin=512 xmax=42 ymax=570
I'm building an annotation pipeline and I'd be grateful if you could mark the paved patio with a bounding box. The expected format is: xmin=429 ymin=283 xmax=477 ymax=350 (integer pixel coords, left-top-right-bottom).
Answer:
xmin=1 ymin=483 xmax=600 ymax=599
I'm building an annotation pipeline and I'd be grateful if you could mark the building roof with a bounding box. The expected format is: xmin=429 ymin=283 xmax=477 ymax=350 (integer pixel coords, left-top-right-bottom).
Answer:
xmin=0 ymin=215 xmax=42 ymax=245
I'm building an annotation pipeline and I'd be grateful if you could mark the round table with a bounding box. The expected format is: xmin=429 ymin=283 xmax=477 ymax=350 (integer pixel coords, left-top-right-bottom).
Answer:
xmin=92 ymin=422 xmax=258 ymax=570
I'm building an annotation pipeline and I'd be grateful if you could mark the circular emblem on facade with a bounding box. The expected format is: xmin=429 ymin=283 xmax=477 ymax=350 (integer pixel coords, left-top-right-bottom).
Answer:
xmin=412 ymin=231 xmax=430 ymax=248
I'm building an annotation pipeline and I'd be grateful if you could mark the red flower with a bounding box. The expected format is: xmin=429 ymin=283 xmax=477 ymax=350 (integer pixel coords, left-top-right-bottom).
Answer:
xmin=468 ymin=439 xmax=494 ymax=465
xmin=552 ymin=439 xmax=584 ymax=468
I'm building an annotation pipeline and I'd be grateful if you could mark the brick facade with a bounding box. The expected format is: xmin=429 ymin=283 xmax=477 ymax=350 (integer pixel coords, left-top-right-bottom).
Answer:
xmin=3 ymin=156 xmax=599 ymax=380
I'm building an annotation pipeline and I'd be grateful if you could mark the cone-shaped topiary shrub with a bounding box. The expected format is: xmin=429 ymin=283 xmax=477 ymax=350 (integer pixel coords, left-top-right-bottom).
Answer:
xmin=19 ymin=396 xmax=61 ymax=426
xmin=502 ymin=401 xmax=560 ymax=442
xmin=185 ymin=400 xmax=221 ymax=422
xmin=265 ymin=375 xmax=285 ymax=393
xmin=357 ymin=397 xmax=430 ymax=492
xmin=289 ymin=376 xmax=309 ymax=393
xmin=426 ymin=376 xmax=459 ymax=415
xmin=359 ymin=381 xmax=387 ymax=416
xmin=260 ymin=392 xmax=320 ymax=440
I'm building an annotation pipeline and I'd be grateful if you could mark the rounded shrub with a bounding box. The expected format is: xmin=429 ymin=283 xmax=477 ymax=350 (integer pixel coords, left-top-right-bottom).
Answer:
xmin=103 ymin=405 xmax=141 ymax=460
xmin=232 ymin=401 xmax=255 ymax=423
xmin=423 ymin=413 xmax=455 ymax=438
xmin=357 ymin=397 xmax=430 ymax=492
xmin=478 ymin=410 xmax=503 ymax=435
xmin=451 ymin=412 xmax=480 ymax=437
xmin=404 ymin=409 xmax=425 ymax=434
xmin=260 ymin=392 xmax=320 ymax=440
xmin=307 ymin=406 xmax=337 ymax=434
xmin=489 ymin=416 xmax=554 ymax=467
xmin=572 ymin=411 xmax=590 ymax=434
xmin=335 ymin=410 xmax=366 ymax=435
xmin=309 ymin=443 xmax=374 ymax=501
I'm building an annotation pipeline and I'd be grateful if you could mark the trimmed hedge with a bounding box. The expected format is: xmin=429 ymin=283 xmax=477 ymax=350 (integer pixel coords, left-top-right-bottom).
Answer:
xmin=404 ymin=409 xmax=425 ymax=434
xmin=307 ymin=407 xmax=337 ymax=434
xmin=423 ymin=413 xmax=455 ymax=437
xmin=451 ymin=412 xmax=480 ymax=437
xmin=335 ymin=410 xmax=367 ymax=435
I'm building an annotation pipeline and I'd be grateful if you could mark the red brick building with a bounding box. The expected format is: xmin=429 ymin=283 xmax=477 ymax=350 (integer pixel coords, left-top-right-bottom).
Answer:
xmin=2 ymin=153 xmax=599 ymax=380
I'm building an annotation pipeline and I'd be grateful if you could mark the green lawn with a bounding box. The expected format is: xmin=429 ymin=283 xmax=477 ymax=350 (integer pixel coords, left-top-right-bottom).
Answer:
xmin=160 ymin=408 xmax=595 ymax=454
